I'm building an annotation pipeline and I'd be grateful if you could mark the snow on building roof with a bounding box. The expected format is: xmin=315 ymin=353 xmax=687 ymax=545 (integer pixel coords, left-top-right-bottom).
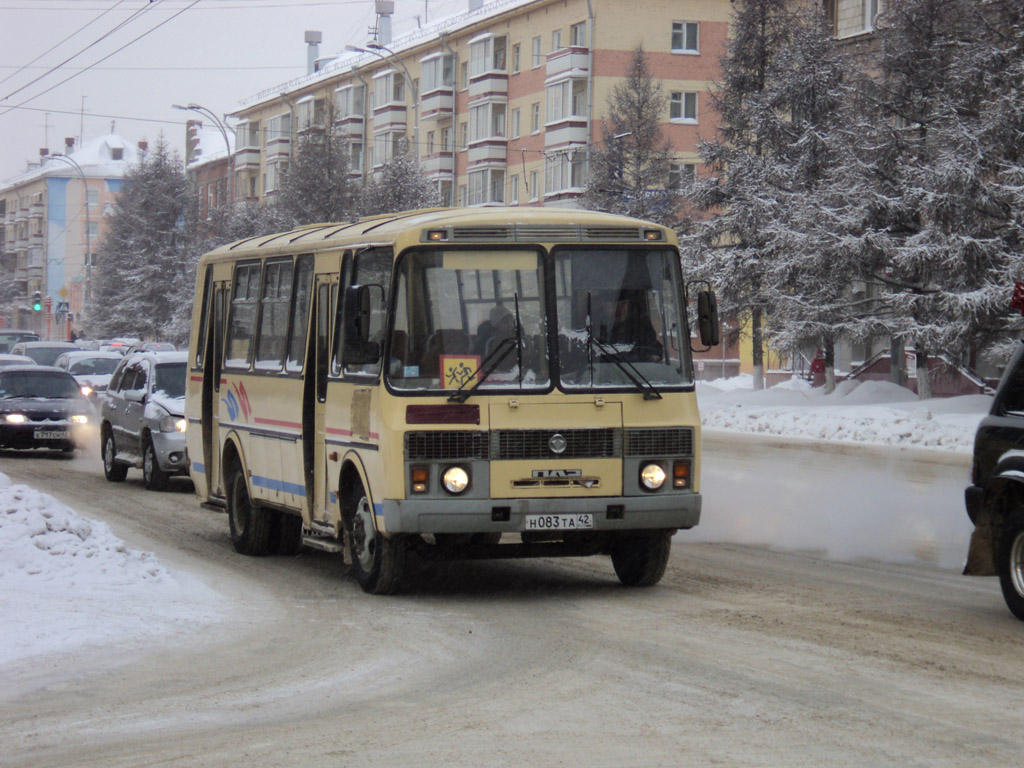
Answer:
xmin=186 ymin=123 xmax=235 ymax=169
xmin=0 ymin=134 xmax=140 ymax=188
xmin=237 ymin=0 xmax=539 ymax=110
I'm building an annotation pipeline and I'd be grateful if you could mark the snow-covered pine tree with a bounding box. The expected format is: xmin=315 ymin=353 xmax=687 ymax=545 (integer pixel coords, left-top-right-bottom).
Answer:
xmin=359 ymin=144 xmax=442 ymax=216
xmin=90 ymin=136 xmax=190 ymax=341
xmin=581 ymin=45 xmax=677 ymax=226
xmin=687 ymin=0 xmax=797 ymax=390
xmin=277 ymin=105 xmax=357 ymax=225
xmin=852 ymin=0 xmax=1020 ymax=397
xmin=756 ymin=6 xmax=880 ymax=393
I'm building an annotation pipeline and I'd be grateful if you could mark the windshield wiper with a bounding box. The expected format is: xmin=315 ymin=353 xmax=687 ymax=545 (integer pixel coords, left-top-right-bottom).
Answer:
xmin=447 ymin=295 xmax=523 ymax=403
xmin=582 ymin=292 xmax=662 ymax=400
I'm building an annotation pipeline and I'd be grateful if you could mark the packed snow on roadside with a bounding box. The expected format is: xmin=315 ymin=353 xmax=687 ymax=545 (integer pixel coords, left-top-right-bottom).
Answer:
xmin=0 ymin=472 xmax=222 ymax=668
xmin=699 ymin=374 xmax=990 ymax=451
xmin=0 ymin=376 xmax=994 ymax=669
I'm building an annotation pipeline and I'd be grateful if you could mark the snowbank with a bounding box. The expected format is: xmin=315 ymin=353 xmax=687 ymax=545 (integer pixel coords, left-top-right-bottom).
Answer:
xmin=698 ymin=375 xmax=989 ymax=452
xmin=0 ymin=472 xmax=222 ymax=667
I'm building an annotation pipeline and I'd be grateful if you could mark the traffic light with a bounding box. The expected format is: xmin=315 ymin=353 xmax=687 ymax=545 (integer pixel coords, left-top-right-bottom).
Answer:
xmin=32 ymin=291 xmax=42 ymax=312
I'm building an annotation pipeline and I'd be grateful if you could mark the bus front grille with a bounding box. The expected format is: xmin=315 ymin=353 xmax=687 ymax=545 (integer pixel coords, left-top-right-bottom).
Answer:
xmin=492 ymin=429 xmax=620 ymax=460
xmin=406 ymin=431 xmax=490 ymax=460
xmin=624 ymin=427 xmax=695 ymax=456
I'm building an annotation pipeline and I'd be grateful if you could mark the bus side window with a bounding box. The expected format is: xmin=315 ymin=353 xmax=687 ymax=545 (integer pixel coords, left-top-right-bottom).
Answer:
xmin=342 ymin=248 xmax=392 ymax=378
xmin=331 ymin=250 xmax=354 ymax=376
xmin=285 ymin=255 xmax=315 ymax=373
xmin=225 ymin=261 xmax=262 ymax=370
xmin=194 ymin=266 xmax=212 ymax=369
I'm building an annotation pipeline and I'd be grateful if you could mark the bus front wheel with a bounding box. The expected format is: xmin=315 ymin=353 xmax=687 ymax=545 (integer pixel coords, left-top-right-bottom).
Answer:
xmin=347 ymin=484 xmax=406 ymax=595
xmin=610 ymin=530 xmax=672 ymax=587
xmin=227 ymin=463 xmax=273 ymax=556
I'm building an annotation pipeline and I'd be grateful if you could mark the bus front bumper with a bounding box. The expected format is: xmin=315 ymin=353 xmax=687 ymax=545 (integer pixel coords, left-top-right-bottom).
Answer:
xmin=379 ymin=494 xmax=701 ymax=535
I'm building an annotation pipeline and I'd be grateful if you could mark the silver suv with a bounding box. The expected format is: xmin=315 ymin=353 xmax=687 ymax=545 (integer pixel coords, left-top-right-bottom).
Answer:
xmin=100 ymin=350 xmax=188 ymax=490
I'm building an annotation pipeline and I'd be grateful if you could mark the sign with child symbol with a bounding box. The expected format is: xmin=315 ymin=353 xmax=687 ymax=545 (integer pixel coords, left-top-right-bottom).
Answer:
xmin=441 ymin=355 xmax=481 ymax=389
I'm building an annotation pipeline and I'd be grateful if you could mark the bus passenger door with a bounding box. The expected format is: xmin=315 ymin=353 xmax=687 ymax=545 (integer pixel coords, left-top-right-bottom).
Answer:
xmin=302 ymin=276 xmax=334 ymax=521
xmin=201 ymin=281 xmax=229 ymax=500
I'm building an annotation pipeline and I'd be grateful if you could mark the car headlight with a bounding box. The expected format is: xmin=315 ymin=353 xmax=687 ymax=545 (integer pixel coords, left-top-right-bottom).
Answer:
xmin=640 ymin=463 xmax=667 ymax=490
xmin=160 ymin=415 xmax=187 ymax=433
xmin=442 ymin=465 xmax=470 ymax=494
xmin=71 ymin=414 xmax=89 ymax=424
xmin=5 ymin=413 xmax=26 ymax=424
xmin=80 ymin=385 xmax=93 ymax=398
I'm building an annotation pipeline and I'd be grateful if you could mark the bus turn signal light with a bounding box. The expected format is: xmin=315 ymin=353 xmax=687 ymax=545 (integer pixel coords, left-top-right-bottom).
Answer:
xmin=411 ymin=466 xmax=429 ymax=493
xmin=673 ymin=461 xmax=690 ymax=489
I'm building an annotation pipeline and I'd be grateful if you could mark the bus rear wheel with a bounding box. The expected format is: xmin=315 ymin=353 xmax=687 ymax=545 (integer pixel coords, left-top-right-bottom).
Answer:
xmin=997 ymin=508 xmax=1024 ymax=621
xmin=347 ymin=484 xmax=405 ymax=594
xmin=610 ymin=530 xmax=672 ymax=587
xmin=227 ymin=463 xmax=273 ymax=556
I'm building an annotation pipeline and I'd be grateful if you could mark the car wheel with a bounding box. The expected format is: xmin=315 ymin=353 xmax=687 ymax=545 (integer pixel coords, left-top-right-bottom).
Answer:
xmin=346 ymin=482 xmax=406 ymax=594
xmin=998 ymin=509 xmax=1024 ymax=621
xmin=142 ymin=439 xmax=170 ymax=491
xmin=610 ymin=530 xmax=673 ymax=587
xmin=226 ymin=461 xmax=273 ymax=556
xmin=102 ymin=430 xmax=128 ymax=482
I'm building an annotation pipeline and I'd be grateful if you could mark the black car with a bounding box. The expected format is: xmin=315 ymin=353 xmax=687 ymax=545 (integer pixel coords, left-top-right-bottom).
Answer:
xmin=0 ymin=365 xmax=93 ymax=452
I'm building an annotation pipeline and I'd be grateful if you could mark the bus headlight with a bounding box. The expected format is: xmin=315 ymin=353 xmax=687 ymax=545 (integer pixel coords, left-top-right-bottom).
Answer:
xmin=640 ymin=463 xmax=667 ymax=490
xmin=442 ymin=465 xmax=470 ymax=494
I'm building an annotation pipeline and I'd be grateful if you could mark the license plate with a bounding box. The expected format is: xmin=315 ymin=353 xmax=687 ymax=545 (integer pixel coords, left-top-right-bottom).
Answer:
xmin=33 ymin=429 xmax=68 ymax=440
xmin=524 ymin=513 xmax=594 ymax=531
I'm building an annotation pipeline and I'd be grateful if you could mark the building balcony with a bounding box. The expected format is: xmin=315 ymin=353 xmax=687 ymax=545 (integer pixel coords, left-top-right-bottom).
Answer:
xmin=420 ymin=152 xmax=455 ymax=176
xmin=234 ymin=147 xmax=261 ymax=170
xmin=336 ymin=115 xmax=365 ymax=139
xmin=14 ymin=208 xmax=28 ymax=224
xmin=265 ymin=137 xmax=291 ymax=160
xmin=29 ymin=202 xmax=44 ymax=218
xmin=372 ymin=104 xmax=408 ymax=132
xmin=29 ymin=233 xmax=43 ymax=248
xmin=545 ymin=120 xmax=590 ymax=148
xmin=26 ymin=264 xmax=42 ymax=280
xmin=14 ymin=267 xmax=27 ymax=282
xmin=421 ymin=88 xmax=454 ymax=121
xmin=469 ymin=71 xmax=508 ymax=99
xmin=546 ymin=47 xmax=590 ymax=78
xmin=467 ymin=139 xmax=508 ymax=165
xmin=15 ymin=236 xmax=28 ymax=249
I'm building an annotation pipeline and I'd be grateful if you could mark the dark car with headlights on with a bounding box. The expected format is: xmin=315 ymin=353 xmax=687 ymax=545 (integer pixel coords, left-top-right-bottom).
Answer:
xmin=0 ymin=366 xmax=92 ymax=452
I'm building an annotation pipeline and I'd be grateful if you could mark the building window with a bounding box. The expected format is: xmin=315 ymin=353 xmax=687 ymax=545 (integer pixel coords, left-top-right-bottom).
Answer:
xmin=570 ymin=21 xmax=586 ymax=47
xmin=551 ymin=29 xmax=562 ymax=51
xmin=422 ymin=54 xmax=454 ymax=92
xmin=547 ymin=78 xmax=587 ymax=122
xmin=470 ymin=35 xmax=507 ymax=77
xmin=512 ymin=43 xmax=521 ymax=73
xmin=529 ymin=170 xmax=539 ymax=200
xmin=460 ymin=61 xmax=469 ymax=90
xmin=670 ymin=91 xmax=698 ymax=122
xmin=426 ymin=131 xmax=435 ymax=154
xmin=86 ymin=221 xmax=99 ymax=240
xmin=375 ymin=72 xmax=405 ymax=106
xmin=240 ymin=120 xmax=261 ymax=149
xmin=509 ymin=174 xmax=519 ymax=204
xmin=511 ymin=107 xmax=521 ymax=139
xmin=265 ymin=160 xmax=288 ymax=192
xmin=459 ymin=184 xmax=467 ymax=206
xmin=442 ymin=126 xmax=452 ymax=151
xmin=266 ymin=113 xmax=291 ymax=143
xmin=439 ymin=180 xmax=453 ymax=207
xmin=668 ymin=162 xmax=697 ymax=190
xmin=545 ymin=150 xmax=585 ymax=194
xmin=468 ymin=168 xmax=505 ymax=205
xmin=372 ymin=131 xmax=407 ymax=167
xmin=460 ymin=121 xmax=468 ymax=148
xmin=531 ymin=102 xmax=541 ymax=133
xmin=349 ymin=141 xmax=364 ymax=173
xmin=469 ymin=102 xmax=507 ymax=142
xmin=336 ymin=84 xmax=365 ymax=118
xmin=86 ymin=188 xmax=99 ymax=209
xmin=864 ymin=0 xmax=879 ymax=30
xmin=671 ymin=21 xmax=699 ymax=53
xmin=532 ymin=36 xmax=542 ymax=67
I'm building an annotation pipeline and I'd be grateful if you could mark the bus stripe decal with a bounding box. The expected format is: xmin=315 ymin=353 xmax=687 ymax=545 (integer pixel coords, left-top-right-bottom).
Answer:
xmin=325 ymin=437 xmax=379 ymax=452
xmin=326 ymin=427 xmax=380 ymax=440
xmin=251 ymin=475 xmax=307 ymax=496
xmin=254 ymin=416 xmax=302 ymax=430
xmin=192 ymin=461 xmax=205 ymax=474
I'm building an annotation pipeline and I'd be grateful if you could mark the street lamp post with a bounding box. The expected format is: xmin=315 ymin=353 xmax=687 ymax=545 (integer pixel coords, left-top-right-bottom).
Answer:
xmin=345 ymin=43 xmax=419 ymax=159
xmin=50 ymin=153 xmax=90 ymax=334
xmin=172 ymin=103 xmax=235 ymax=204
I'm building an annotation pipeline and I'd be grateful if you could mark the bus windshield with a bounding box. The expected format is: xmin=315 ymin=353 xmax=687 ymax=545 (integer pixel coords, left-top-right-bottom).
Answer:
xmin=387 ymin=247 xmax=693 ymax=394
xmin=388 ymin=249 xmax=550 ymax=393
xmin=555 ymin=248 xmax=693 ymax=389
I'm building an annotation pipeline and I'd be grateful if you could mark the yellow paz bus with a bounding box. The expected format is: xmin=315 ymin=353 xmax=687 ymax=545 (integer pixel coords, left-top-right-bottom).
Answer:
xmin=185 ymin=206 xmax=719 ymax=593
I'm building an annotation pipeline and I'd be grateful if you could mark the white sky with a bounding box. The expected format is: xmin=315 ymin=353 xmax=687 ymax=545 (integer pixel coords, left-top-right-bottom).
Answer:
xmin=0 ymin=0 xmax=468 ymax=181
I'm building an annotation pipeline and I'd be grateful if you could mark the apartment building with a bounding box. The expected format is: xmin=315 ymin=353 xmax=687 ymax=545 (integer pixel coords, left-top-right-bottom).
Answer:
xmin=229 ymin=0 xmax=731 ymax=209
xmin=0 ymin=135 xmax=139 ymax=334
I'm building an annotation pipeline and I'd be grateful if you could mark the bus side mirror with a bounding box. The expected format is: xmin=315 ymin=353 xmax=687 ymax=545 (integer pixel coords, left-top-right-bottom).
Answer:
xmin=343 ymin=284 xmax=381 ymax=364
xmin=696 ymin=290 xmax=720 ymax=348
